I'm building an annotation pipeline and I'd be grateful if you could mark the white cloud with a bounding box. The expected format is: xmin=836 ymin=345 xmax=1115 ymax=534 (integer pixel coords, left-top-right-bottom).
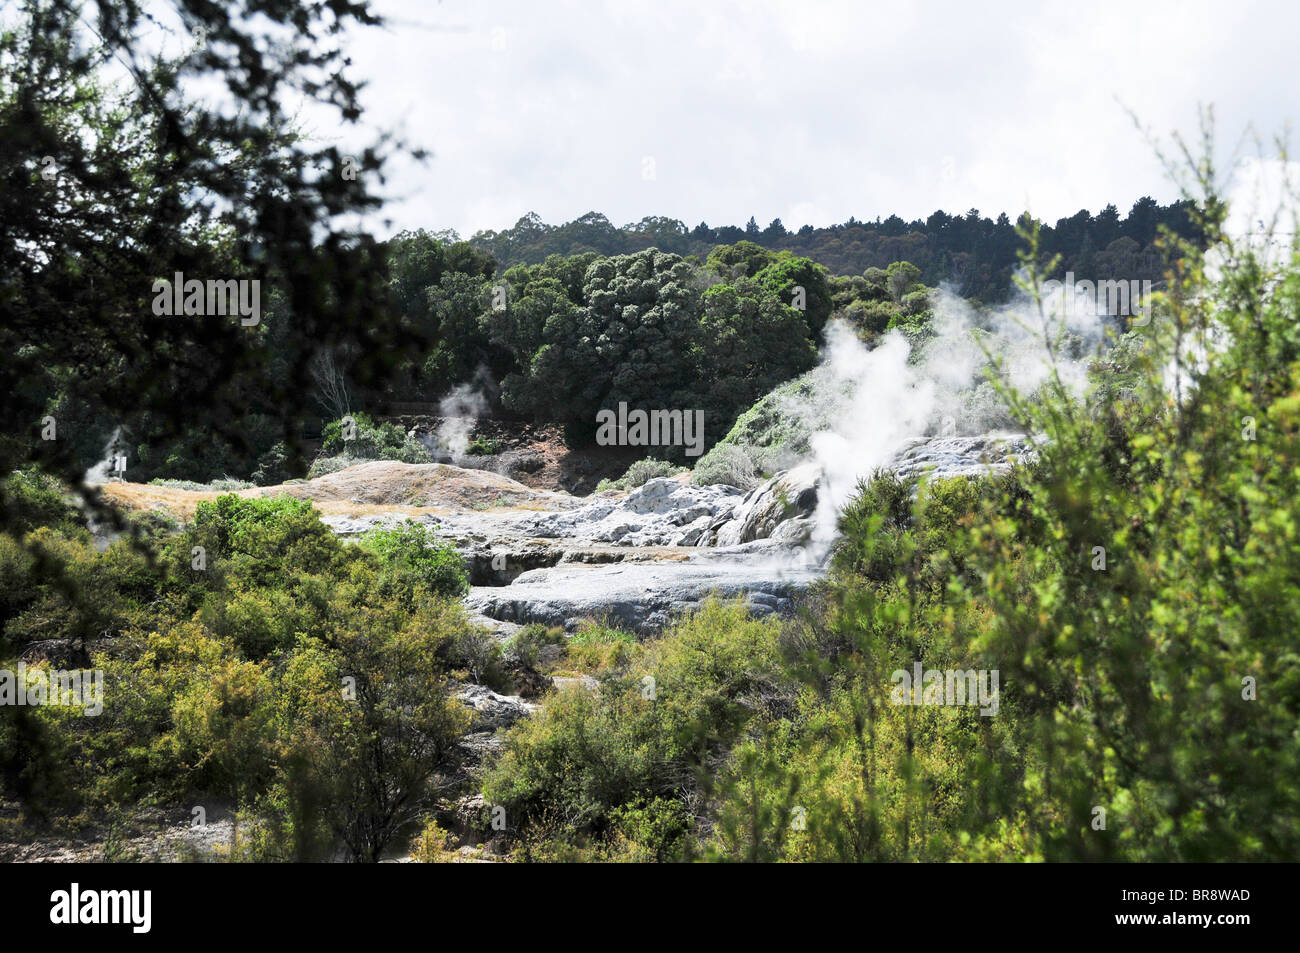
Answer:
xmin=319 ymin=0 xmax=1300 ymax=239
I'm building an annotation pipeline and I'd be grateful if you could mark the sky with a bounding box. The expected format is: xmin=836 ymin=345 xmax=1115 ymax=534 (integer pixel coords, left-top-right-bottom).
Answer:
xmin=304 ymin=0 xmax=1300 ymax=239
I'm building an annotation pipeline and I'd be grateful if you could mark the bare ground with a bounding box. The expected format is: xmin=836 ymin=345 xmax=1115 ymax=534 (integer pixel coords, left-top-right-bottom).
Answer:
xmin=100 ymin=460 xmax=579 ymax=521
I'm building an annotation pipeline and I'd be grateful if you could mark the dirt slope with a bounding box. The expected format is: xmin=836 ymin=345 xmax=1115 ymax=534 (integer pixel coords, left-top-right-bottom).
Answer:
xmin=101 ymin=461 xmax=576 ymax=521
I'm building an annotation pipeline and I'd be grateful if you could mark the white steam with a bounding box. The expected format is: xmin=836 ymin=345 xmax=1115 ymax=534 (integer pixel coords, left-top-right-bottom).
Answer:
xmin=798 ymin=284 xmax=1108 ymax=553
xmin=436 ymin=383 xmax=489 ymax=459
xmin=83 ymin=427 xmax=124 ymax=486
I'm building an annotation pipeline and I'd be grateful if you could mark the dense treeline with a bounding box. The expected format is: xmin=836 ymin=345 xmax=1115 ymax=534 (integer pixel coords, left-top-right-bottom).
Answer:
xmin=357 ymin=234 xmax=835 ymax=456
xmin=466 ymin=198 xmax=1200 ymax=302
xmin=350 ymin=233 xmax=957 ymax=460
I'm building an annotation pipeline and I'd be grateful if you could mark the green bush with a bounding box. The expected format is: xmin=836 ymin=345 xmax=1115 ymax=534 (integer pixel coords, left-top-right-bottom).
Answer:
xmin=2 ymin=489 xmax=475 ymax=861
xmin=503 ymin=624 xmax=566 ymax=670
xmin=483 ymin=599 xmax=785 ymax=849
xmin=595 ymin=457 xmax=687 ymax=492
xmin=565 ymin=620 xmax=638 ymax=672
xmin=621 ymin=458 xmax=685 ymax=488
xmin=0 ymin=469 xmax=80 ymax=536
xmin=251 ymin=442 xmax=293 ymax=486
xmin=841 ymin=299 xmax=898 ymax=336
xmin=886 ymin=307 xmax=934 ymax=347
xmin=690 ymin=443 xmax=757 ymax=489
xmin=358 ymin=520 xmax=468 ymax=597
xmin=445 ymin=625 xmax=508 ymax=689
xmin=320 ymin=413 xmax=431 ymax=464
xmin=466 ymin=435 xmax=500 ymax=456
xmin=306 ymin=454 xmax=363 ymax=479
xmin=192 ymin=494 xmax=330 ymax=564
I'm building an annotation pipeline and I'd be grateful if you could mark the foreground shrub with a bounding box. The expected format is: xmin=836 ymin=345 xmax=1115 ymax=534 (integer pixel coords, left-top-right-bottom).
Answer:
xmin=482 ymin=599 xmax=786 ymax=853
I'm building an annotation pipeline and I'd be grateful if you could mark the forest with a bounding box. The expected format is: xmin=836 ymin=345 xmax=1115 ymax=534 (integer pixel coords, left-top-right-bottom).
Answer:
xmin=468 ymin=197 xmax=1196 ymax=303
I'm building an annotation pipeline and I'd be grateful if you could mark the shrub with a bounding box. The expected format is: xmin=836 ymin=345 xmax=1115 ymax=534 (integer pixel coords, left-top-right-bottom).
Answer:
xmin=320 ymin=413 xmax=431 ymax=464
xmin=623 ymin=458 xmax=685 ymax=488
xmin=466 ymin=435 xmax=500 ymax=456
xmin=690 ymin=443 xmax=757 ymax=489
xmin=445 ymin=625 xmax=508 ymax=689
xmin=483 ymin=599 xmax=785 ymax=844
xmin=192 ymin=495 xmax=329 ymax=561
xmin=565 ymin=620 xmax=638 ymax=672
xmin=410 ymin=818 xmax=455 ymax=862
xmin=610 ymin=797 xmax=694 ymax=862
xmin=305 ymin=454 xmax=362 ymax=478
xmin=358 ymin=520 xmax=469 ymax=598
xmin=830 ymin=468 xmax=915 ymax=582
xmin=0 ymin=469 xmax=80 ymax=535
xmin=842 ymin=299 xmax=897 ymax=336
xmin=503 ymin=624 xmax=566 ymax=670
xmin=0 ymin=487 xmax=474 ymax=862
xmin=598 ymin=458 xmax=686 ymax=492
xmin=251 ymin=442 xmax=293 ymax=486
xmin=149 ymin=476 xmax=255 ymax=492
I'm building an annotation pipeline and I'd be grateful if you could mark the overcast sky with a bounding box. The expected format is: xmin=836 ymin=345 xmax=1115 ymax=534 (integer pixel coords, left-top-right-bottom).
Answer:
xmin=320 ymin=0 xmax=1300 ymax=238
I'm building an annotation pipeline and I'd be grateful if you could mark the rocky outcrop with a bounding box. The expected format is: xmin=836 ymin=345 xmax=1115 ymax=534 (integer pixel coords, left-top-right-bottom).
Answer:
xmin=509 ymin=477 xmax=743 ymax=547
xmin=698 ymin=463 xmax=821 ymax=547
xmin=107 ymin=439 xmax=1036 ymax=648
xmin=885 ymin=433 xmax=1037 ymax=480
xmin=320 ymin=476 xmax=750 ymax=582
xmin=456 ymin=731 xmax=504 ymax=765
xmin=454 ymin=684 xmax=539 ymax=732
xmin=464 ymin=555 xmax=818 ymax=635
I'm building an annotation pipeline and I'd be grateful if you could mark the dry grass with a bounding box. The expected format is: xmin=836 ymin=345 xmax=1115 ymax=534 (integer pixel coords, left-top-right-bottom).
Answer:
xmin=101 ymin=460 xmax=576 ymax=521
